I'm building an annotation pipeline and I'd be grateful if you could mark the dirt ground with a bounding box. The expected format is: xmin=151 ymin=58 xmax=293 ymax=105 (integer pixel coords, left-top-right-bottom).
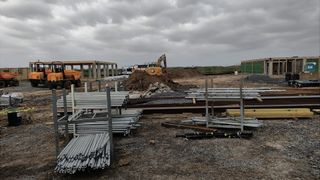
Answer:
xmin=0 ymin=76 xmax=320 ymax=179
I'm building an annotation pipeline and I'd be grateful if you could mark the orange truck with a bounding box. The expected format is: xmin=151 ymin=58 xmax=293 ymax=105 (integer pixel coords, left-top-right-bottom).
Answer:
xmin=28 ymin=61 xmax=51 ymax=87
xmin=28 ymin=61 xmax=81 ymax=89
xmin=47 ymin=61 xmax=81 ymax=89
xmin=0 ymin=72 xmax=19 ymax=88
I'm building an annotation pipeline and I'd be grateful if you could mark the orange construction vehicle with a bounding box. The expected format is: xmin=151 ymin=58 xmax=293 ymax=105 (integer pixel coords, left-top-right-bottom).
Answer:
xmin=28 ymin=61 xmax=51 ymax=87
xmin=47 ymin=61 xmax=81 ymax=89
xmin=133 ymin=54 xmax=167 ymax=76
xmin=0 ymin=72 xmax=19 ymax=88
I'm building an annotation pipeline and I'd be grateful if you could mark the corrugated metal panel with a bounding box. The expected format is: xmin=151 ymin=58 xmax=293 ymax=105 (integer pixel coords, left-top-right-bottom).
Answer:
xmin=241 ymin=61 xmax=264 ymax=74
xmin=253 ymin=61 xmax=264 ymax=74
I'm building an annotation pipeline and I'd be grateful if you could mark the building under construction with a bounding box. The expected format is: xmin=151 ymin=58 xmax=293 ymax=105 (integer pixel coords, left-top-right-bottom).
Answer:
xmin=240 ymin=56 xmax=320 ymax=76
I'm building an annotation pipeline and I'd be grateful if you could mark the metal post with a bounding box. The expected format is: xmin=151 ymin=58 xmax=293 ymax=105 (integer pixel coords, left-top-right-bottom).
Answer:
xmin=210 ymin=78 xmax=214 ymax=118
xmin=62 ymin=88 xmax=68 ymax=137
xmin=9 ymin=95 xmax=12 ymax=107
xmin=240 ymin=78 xmax=244 ymax=131
xmin=115 ymin=81 xmax=118 ymax=92
xmin=71 ymin=84 xmax=75 ymax=115
xmin=205 ymin=78 xmax=209 ymax=127
xmin=84 ymin=82 xmax=88 ymax=93
xmin=98 ymin=80 xmax=101 ymax=92
xmin=106 ymin=87 xmax=113 ymax=164
xmin=52 ymin=89 xmax=60 ymax=157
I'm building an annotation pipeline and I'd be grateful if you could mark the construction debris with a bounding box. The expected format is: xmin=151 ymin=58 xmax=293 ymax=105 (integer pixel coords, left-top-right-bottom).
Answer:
xmin=103 ymin=75 xmax=129 ymax=82
xmin=0 ymin=92 xmax=24 ymax=107
xmin=142 ymin=82 xmax=173 ymax=98
xmin=55 ymin=133 xmax=110 ymax=174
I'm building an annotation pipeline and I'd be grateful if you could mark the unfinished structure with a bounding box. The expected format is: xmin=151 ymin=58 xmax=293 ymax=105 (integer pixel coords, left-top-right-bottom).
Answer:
xmin=241 ymin=56 xmax=320 ymax=76
xmin=29 ymin=60 xmax=118 ymax=80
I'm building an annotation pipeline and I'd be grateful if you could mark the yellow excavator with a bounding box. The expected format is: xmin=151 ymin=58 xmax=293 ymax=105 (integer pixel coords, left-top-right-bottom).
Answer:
xmin=133 ymin=54 xmax=167 ymax=76
xmin=47 ymin=61 xmax=81 ymax=89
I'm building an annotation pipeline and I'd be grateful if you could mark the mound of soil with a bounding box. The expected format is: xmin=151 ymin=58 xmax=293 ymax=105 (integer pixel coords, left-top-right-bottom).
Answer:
xmin=123 ymin=71 xmax=182 ymax=91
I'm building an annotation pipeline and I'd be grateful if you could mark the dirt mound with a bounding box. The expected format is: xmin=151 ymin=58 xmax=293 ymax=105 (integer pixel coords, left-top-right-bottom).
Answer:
xmin=167 ymin=68 xmax=202 ymax=79
xmin=123 ymin=71 xmax=181 ymax=91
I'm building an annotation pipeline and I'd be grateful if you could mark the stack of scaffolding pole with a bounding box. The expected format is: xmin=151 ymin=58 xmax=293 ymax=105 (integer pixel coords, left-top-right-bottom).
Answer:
xmin=55 ymin=133 xmax=110 ymax=174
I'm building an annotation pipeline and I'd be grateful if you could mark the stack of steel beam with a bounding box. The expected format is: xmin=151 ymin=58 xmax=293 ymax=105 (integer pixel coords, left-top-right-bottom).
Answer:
xmin=56 ymin=91 xmax=129 ymax=109
xmin=55 ymin=133 xmax=110 ymax=174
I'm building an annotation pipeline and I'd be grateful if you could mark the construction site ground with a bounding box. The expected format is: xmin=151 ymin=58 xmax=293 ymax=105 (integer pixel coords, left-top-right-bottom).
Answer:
xmin=0 ymin=75 xmax=320 ymax=179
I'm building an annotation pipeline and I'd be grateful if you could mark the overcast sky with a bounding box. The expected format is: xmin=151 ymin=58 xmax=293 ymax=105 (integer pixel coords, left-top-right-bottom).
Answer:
xmin=0 ymin=0 xmax=319 ymax=68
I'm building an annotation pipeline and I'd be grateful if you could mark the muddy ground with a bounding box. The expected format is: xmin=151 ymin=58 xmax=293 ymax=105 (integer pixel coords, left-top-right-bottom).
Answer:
xmin=0 ymin=75 xmax=320 ymax=179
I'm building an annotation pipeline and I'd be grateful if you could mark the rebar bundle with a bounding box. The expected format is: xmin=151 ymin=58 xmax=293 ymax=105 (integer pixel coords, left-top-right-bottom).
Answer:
xmin=55 ymin=133 xmax=110 ymax=174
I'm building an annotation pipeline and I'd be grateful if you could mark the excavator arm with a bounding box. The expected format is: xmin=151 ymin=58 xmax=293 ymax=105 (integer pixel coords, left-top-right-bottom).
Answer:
xmin=156 ymin=54 xmax=167 ymax=68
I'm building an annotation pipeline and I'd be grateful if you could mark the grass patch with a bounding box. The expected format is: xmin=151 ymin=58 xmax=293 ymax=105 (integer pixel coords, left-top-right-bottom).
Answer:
xmin=168 ymin=65 xmax=240 ymax=75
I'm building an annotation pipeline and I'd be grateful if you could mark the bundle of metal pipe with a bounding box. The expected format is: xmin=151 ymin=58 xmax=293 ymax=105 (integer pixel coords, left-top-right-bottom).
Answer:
xmin=59 ymin=109 xmax=142 ymax=135
xmin=181 ymin=117 xmax=263 ymax=129
xmin=186 ymin=88 xmax=284 ymax=100
xmin=74 ymin=118 xmax=137 ymax=135
xmin=55 ymin=133 xmax=110 ymax=174
xmin=186 ymin=87 xmax=285 ymax=93
xmin=56 ymin=91 xmax=129 ymax=109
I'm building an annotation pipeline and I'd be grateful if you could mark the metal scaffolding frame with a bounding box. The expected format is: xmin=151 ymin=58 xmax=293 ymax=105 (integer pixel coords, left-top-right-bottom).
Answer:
xmin=186 ymin=78 xmax=267 ymax=130
xmin=51 ymin=86 xmax=114 ymax=173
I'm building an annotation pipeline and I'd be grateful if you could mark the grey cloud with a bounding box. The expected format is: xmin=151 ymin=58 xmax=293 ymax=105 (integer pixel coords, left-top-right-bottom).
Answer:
xmin=0 ymin=0 xmax=318 ymax=68
xmin=0 ymin=0 xmax=52 ymax=19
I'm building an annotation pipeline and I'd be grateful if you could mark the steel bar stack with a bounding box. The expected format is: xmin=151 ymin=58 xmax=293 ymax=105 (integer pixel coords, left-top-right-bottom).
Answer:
xmin=60 ymin=109 xmax=142 ymax=135
xmin=55 ymin=133 xmax=110 ymax=174
xmin=186 ymin=88 xmax=284 ymax=100
xmin=185 ymin=87 xmax=272 ymax=129
xmin=181 ymin=117 xmax=263 ymax=129
xmin=56 ymin=91 xmax=129 ymax=109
